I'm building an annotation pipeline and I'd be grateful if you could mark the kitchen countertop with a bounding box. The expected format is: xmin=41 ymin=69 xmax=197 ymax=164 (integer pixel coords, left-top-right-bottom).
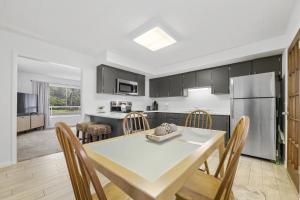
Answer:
xmin=86 ymin=110 xmax=229 ymax=119
xmin=143 ymin=110 xmax=230 ymax=116
xmin=85 ymin=112 xmax=148 ymax=119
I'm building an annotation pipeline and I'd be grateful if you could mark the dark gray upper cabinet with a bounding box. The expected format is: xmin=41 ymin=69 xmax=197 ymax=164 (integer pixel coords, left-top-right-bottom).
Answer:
xmin=97 ymin=64 xmax=145 ymax=95
xmin=117 ymin=69 xmax=137 ymax=81
xmin=97 ymin=65 xmax=117 ymax=94
xmin=137 ymin=75 xmax=145 ymax=96
xmin=158 ymin=77 xmax=170 ymax=97
xmin=169 ymin=75 xmax=183 ymax=97
xmin=148 ymin=54 xmax=282 ymax=97
xmin=211 ymin=66 xmax=229 ymax=94
xmin=182 ymin=72 xmax=196 ymax=89
xmin=229 ymin=61 xmax=252 ymax=78
xmin=252 ymin=55 xmax=282 ymax=76
xmin=150 ymin=78 xmax=159 ymax=97
xmin=196 ymin=69 xmax=211 ymax=87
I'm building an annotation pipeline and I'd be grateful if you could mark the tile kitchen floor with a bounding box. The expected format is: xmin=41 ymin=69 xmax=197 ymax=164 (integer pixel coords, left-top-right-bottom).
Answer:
xmin=0 ymin=151 xmax=298 ymax=200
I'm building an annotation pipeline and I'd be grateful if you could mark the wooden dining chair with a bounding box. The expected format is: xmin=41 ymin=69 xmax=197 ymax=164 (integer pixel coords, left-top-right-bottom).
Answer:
xmin=185 ymin=109 xmax=213 ymax=174
xmin=176 ymin=116 xmax=250 ymax=200
xmin=185 ymin=109 xmax=212 ymax=129
xmin=55 ymin=122 xmax=131 ymax=200
xmin=122 ymin=112 xmax=150 ymax=135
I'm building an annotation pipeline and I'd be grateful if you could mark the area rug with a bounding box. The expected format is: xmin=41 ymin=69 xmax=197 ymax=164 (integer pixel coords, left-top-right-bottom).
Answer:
xmin=17 ymin=127 xmax=76 ymax=162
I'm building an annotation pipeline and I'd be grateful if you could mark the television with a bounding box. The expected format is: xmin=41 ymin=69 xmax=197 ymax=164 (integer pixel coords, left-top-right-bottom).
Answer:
xmin=17 ymin=93 xmax=38 ymax=116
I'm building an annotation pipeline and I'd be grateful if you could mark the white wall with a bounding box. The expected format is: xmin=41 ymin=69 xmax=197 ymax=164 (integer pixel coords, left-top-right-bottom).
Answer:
xmin=151 ymin=88 xmax=230 ymax=114
xmin=17 ymin=71 xmax=80 ymax=94
xmin=0 ymin=29 xmax=97 ymax=166
xmin=285 ymin=0 xmax=300 ymax=43
xmin=0 ymin=2 xmax=298 ymax=167
xmin=153 ymin=35 xmax=287 ymax=77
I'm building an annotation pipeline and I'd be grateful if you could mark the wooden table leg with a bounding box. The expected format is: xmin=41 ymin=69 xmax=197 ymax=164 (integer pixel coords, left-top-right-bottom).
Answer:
xmin=218 ymin=140 xmax=225 ymax=177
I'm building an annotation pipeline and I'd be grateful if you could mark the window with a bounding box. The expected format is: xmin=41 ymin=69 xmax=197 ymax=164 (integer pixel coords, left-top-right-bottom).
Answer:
xmin=49 ymin=85 xmax=81 ymax=116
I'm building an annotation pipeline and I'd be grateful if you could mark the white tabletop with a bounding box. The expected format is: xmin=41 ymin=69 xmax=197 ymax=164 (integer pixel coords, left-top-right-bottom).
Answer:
xmin=85 ymin=126 xmax=225 ymax=200
xmin=86 ymin=127 xmax=220 ymax=182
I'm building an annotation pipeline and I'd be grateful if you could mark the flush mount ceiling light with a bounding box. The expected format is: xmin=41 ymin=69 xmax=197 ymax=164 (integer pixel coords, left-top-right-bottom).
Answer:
xmin=133 ymin=26 xmax=176 ymax=51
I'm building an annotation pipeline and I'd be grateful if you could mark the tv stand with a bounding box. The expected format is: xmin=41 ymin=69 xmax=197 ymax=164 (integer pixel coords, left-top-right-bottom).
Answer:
xmin=17 ymin=114 xmax=45 ymax=133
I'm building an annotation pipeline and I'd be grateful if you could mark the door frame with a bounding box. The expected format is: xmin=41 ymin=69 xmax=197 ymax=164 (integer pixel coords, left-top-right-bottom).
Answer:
xmin=11 ymin=52 xmax=84 ymax=164
xmin=287 ymin=28 xmax=300 ymax=192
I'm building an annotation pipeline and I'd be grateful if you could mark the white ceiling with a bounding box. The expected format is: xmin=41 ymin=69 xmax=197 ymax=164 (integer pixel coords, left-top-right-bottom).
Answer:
xmin=18 ymin=56 xmax=81 ymax=81
xmin=0 ymin=0 xmax=296 ymax=70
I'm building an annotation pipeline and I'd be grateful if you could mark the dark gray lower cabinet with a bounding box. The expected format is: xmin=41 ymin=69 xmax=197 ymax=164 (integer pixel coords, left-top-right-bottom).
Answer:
xmin=211 ymin=66 xmax=229 ymax=94
xmin=211 ymin=115 xmax=230 ymax=143
xmin=165 ymin=113 xmax=187 ymax=126
xmin=229 ymin=61 xmax=252 ymax=78
xmin=90 ymin=116 xmax=123 ymax=137
xmin=146 ymin=112 xmax=186 ymax=128
xmin=145 ymin=112 xmax=230 ymax=142
xmin=145 ymin=112 xmax=155 ymax=128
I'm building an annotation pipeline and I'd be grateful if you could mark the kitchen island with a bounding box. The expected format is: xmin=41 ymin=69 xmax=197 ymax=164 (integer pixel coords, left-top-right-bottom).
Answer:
xmin=86 ymin=112 xmax=130 ymax=137
xmin=86 ymin=110 xmax=230 ymax=141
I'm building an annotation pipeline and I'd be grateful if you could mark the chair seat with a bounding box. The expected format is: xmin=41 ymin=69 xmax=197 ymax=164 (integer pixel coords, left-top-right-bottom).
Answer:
xmin=176 ymin=170 xmax=234 ymax=200
xmin=88 ymin=124 xmax=112 ymax=136
xmin=92 ymin=182 xmax=132 ymax=200
xmin=76 ymin=122 xmax=94 ymax=132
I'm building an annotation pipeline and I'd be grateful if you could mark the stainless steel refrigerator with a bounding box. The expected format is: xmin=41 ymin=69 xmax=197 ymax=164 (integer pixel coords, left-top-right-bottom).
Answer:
xmin=230 ymin=72 xmax=277 ymax=161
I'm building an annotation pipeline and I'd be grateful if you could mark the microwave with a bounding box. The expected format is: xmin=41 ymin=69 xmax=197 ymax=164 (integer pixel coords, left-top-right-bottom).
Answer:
xmin=116 ymin=79 xmax=138 ymax=95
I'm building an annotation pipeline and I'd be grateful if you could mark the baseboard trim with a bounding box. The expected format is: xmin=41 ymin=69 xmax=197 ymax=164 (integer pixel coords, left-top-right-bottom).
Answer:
xmin=0 ymin=160 xmax=13 ymax=168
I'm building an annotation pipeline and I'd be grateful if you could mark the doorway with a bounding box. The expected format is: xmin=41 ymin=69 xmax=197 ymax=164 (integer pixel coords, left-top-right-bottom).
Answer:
xmin=287 ymin=29 xmax=300 ymax=192
xmin=16 ymin=56 xmax=82 ymax=161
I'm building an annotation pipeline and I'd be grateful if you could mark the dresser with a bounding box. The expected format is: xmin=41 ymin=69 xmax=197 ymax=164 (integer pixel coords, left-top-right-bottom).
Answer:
xmin=17 ymin=114 xmax=45 ymax=133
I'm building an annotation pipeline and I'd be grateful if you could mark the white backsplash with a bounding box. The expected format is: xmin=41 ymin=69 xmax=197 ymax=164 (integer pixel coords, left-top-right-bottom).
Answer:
xmin=90 ymin=93 xmax=151 ymax=113
xmin=151 ymin=87 xmax=230 ymax=114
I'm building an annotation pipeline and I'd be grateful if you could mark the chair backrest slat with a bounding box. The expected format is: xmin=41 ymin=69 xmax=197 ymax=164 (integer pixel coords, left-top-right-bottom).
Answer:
xmin=214 ymin=116 xmax=250 ymax=200
xmin=123 ymin=112 xmax=150 ymax=134
xmin=55 ymin=122 xmax=108 ymax=200
xmin=185 ymin=109 xmax=212 ymax=129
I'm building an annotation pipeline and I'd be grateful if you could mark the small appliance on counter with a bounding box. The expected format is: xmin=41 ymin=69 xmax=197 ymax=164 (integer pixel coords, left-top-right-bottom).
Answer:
xmin=152 ymin=101 xmax=158 ymax=110
xmin=110 ymin=101 xmax=132 ymax=113
xmin=96 ymin=106 xmax=105 ymax=113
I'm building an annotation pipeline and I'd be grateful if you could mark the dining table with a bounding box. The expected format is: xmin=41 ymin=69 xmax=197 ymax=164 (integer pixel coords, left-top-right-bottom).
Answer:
xmin=84 ymin=126 xmax=225 ymax=200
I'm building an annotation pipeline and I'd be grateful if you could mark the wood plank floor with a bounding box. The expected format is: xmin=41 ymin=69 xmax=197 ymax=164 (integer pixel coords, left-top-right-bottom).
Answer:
xmin=0 ymin=151 xmax=298 ymax=200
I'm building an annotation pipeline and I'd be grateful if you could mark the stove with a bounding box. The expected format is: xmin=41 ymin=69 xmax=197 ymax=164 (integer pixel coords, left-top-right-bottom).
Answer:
xmin=110 ymin=101 xmax=132 ymax=113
